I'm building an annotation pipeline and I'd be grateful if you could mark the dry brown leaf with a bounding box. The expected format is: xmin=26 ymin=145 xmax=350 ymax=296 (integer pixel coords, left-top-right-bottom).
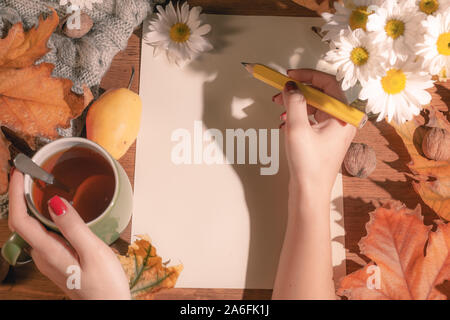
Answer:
xmin=0 ymin=10 xmax=59 ymax=69
xmin=291 ymin=0 xmax=338 ymax=14
xmin=0 ymin=131 xmax=10 ymax=194
xmin=338 ymin=201 xmax=450 ymax=300
xmin=118 ymin=235 xmax=183 ymax=300
xmin=0 ymin=9 xmax=93 ymax=194
xmin=0 ymin=63 xmax=92 ymax=146
xmin=391 ymin=96 xmax=450 ymax=221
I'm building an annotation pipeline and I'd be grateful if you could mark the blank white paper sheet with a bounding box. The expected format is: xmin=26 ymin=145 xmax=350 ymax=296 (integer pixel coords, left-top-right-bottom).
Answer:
xmin=133 ymin=15 xmax=348 ymax=289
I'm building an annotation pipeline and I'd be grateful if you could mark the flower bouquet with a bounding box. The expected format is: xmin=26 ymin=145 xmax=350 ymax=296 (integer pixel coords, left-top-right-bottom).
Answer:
xmin=321 ymin=0 xmax=448 ymax=124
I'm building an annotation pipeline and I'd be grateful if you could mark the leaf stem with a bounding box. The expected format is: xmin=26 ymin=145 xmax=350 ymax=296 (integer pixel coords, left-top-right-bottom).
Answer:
xmin=128 ymin=66 xmax=135 ymax=90
xmin=129 ymin=243 xmax=154 ymax=290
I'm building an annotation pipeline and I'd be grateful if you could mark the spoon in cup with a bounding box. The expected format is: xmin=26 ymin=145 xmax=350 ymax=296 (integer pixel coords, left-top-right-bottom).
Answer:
xmin=13 ymin=153 xmax=72 ymax=194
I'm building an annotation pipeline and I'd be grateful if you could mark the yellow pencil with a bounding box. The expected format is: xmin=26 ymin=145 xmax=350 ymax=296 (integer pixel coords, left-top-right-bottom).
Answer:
xmin=242 ymin=63 xmax=368 ymax=128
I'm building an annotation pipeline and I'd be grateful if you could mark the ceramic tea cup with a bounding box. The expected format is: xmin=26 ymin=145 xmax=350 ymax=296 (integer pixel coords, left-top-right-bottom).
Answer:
xmin=1 ymin=137 xmax=133 ymax=266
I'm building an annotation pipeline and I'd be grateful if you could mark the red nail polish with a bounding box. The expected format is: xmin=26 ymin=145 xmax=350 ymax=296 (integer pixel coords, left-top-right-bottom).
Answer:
xmin=279 ymin=122 xmax=286 ymax=129
xmin=280 ymin=112 xmax=286 ymax=120
xmin=285 ymin=81 xmax=298 ymax=91
xmin=49 ymin=196 xmax=67 ymax=216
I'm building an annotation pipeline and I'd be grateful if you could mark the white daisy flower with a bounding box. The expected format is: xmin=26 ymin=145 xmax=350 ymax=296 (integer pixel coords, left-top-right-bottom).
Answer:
xmin=321 ymin=0 xmax=381 ymax=42
xmin=416 ymin=11 xmax=450 ymax=76
xmin=325 ymin=27 xmax=385 ymax=90
xmin=408 ymin=0 xmax=450 ymax=16
xmin=366 ymin=0 xmax=426 ymax=65
xmin=359 ymin=60 xmax=434 ymax=124
xmin=145 ymin=2 xmax=213 ymax=66
xmin=59 ymin=0 xmax=103 ymax=10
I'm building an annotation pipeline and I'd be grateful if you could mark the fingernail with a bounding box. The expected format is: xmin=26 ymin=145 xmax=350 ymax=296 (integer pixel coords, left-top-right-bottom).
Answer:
xmin=10 ymin=167 xmax=15 ymax=176
xmin=280 ymin=111 xmax=286 ymax=120
xmin=285 ymin=81 xmax=298 ymax=92
xmin=279 ymin=122 xmax=286 ymax=129
xmin=49 ymin=196 xmax=67 ymax=216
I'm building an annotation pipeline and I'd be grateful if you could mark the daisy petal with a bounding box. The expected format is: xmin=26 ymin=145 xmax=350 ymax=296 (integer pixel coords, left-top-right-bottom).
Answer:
xmin=194 ymin=24 xmax=212 ymax=36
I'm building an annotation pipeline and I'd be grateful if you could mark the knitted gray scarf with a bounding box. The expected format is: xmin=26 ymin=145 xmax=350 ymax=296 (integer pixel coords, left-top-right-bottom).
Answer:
xmin=0 ymin=0 xmax=163 ymax=94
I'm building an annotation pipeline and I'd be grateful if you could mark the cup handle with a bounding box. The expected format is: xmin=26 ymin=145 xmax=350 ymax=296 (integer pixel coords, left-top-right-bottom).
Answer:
xmin=1 ymin=232 xmax=30 ymax=266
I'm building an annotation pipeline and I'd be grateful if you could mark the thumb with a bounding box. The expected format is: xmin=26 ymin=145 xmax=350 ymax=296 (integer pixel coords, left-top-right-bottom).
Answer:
xmin=282 ymin=81 xmax=310 ymax=130
xmin=48 ymin=196 xmax=102 ymax=260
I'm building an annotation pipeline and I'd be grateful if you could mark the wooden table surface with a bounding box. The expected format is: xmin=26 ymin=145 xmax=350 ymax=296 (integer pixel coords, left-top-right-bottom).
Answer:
xmin=1 ymin=0 xmax=449 ymax=300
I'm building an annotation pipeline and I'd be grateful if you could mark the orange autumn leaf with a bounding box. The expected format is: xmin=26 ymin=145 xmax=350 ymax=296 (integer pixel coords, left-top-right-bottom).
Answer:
xmin=0 ymin=9 xmax=93 ymax=194
xmin=117 ymin=235 xmax=183 ymax=300
xmin=338 ymin=201 xmax=450 ymax=300
xmin=391 ymin=97 xmax=450 ymax=221
xmin=0 ymin=8 xmax=92 ymax=145
xmin=0 ymin=10 xmax=59 ymax=69
xmin=0 ymin=131 xmax=10 ymax=194
xmin=0 ymin=63 xmax=92 ymax=146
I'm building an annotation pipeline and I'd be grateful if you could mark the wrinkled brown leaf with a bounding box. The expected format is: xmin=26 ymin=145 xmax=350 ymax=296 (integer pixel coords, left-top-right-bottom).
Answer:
xmin=117 ymin=235 xmax=183 ymax=300
xmin=0 ymin=10 xmax=58 ymax=69
xmin=0 ymin=131 xmax=10 ymax=194
xmin=338 ymin=201 xmax=450 ymax=300
xmin=0 ymin=9 xmax=93 ymax=194
xmin=0 ymin=63 xmax=92 ymax=146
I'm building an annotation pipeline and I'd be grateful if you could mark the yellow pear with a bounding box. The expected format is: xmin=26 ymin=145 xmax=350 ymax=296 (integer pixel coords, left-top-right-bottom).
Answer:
xmin=86 ymin=88 xmax=142 ymax=159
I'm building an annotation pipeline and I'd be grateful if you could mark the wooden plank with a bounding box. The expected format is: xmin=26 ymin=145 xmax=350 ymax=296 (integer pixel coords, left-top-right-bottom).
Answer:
xmin=187 ymin=0 xmax=320 ymax=16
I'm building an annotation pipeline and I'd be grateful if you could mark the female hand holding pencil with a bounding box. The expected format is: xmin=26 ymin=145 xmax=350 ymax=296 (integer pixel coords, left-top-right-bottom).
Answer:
xmin=272 ymin=69 xmax=356 ymax=300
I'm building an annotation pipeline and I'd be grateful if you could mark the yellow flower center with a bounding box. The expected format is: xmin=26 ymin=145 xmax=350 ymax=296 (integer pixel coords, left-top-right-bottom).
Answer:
xmin=436 ymin=32 xmax=450 ymax=56
xmin=385 ymin=19 xmax=405 ymax=39
xmin=381 ymin=69 xmax=406 ymax=94
xmin=349 ymin=6 xmax=371 ymax=30
xmin=170 ymin=23 xmax=191 ymax=43
xmin=419 ymin=0 xmax=439 ymax=14
xmin=350 ymin=47 xmax=369 ymax=66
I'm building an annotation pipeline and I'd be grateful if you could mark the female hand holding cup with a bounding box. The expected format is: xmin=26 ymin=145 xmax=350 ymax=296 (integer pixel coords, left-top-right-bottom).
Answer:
xmin=8 ymin=169 xmax=131 ymax=300
xmin=2 ymin=137 xmax=134 ymax=300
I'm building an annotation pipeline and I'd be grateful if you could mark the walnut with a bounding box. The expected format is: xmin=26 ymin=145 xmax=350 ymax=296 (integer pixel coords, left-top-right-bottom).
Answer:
xmin=62 ymin=12 xmax=94 ymax=39
xmin=422 ymin=127 xmax=450 ymax=161
xmin=344 ymin=143 xmax=377 ymax=178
